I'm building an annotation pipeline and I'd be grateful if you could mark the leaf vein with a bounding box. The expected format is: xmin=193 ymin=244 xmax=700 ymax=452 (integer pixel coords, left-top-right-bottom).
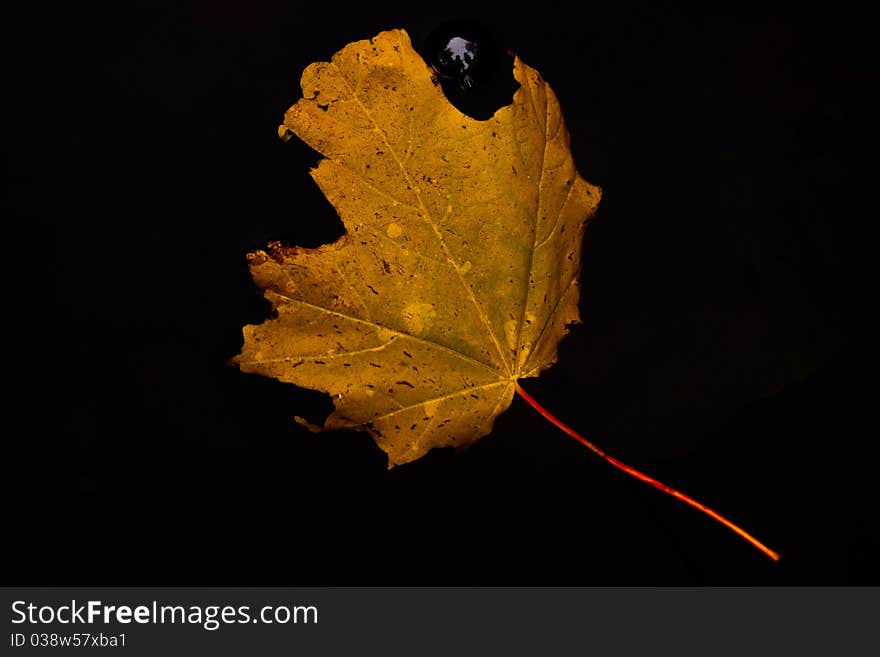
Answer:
xmin=535 ymin=180 xmax=575 ymax=250
xmin=266 ymin=290 xmax=502 ymax=373
xmin=239 ymin=337 xmax=397 ymax=366
xmin=328 ymin=159 xmax=422 ymax=212
xmin=329 ymin=62 xmax=511 ymax=374
xmin=513 ymin=71 xmax=552 ymax=373
xmin=368 ymin=381 xmax=509 ymax=423
xmin=522 ymin=273 xmax=579 ymax=375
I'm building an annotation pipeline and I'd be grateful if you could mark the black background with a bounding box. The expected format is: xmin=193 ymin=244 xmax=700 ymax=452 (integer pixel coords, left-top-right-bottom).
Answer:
xmin=8 ymin=1 xmax=878 ymax=583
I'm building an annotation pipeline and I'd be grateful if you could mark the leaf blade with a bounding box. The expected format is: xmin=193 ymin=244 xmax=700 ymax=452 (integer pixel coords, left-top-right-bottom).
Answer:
xmin=235 ymin=29 xmax=600 ymax=465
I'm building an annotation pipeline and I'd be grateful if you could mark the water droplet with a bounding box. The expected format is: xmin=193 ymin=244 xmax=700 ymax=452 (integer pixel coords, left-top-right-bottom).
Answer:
xmin=420 ymin=20 xmax=518 ymax=120
xmin=424 ymin=20 xmax=496 ymax=91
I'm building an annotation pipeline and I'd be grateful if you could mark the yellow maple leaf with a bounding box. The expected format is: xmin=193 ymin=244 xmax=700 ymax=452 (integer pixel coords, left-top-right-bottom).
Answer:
xmin=231 ymin=28 xmax=783 ymax=562
xmin=233 ymin=28 xmax=600 ymax=466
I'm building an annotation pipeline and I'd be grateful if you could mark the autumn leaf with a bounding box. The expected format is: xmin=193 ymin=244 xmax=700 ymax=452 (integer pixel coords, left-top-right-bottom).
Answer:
xmin=233 ymin=28 xmax=782 ymax=561
xmin=233 ymin=28 xmax=600 ymax=466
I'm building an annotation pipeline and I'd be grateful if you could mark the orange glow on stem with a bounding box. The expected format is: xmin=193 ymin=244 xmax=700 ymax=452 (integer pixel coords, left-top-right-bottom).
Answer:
xmin=514 ymin=383 xmax=780 ymax=562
